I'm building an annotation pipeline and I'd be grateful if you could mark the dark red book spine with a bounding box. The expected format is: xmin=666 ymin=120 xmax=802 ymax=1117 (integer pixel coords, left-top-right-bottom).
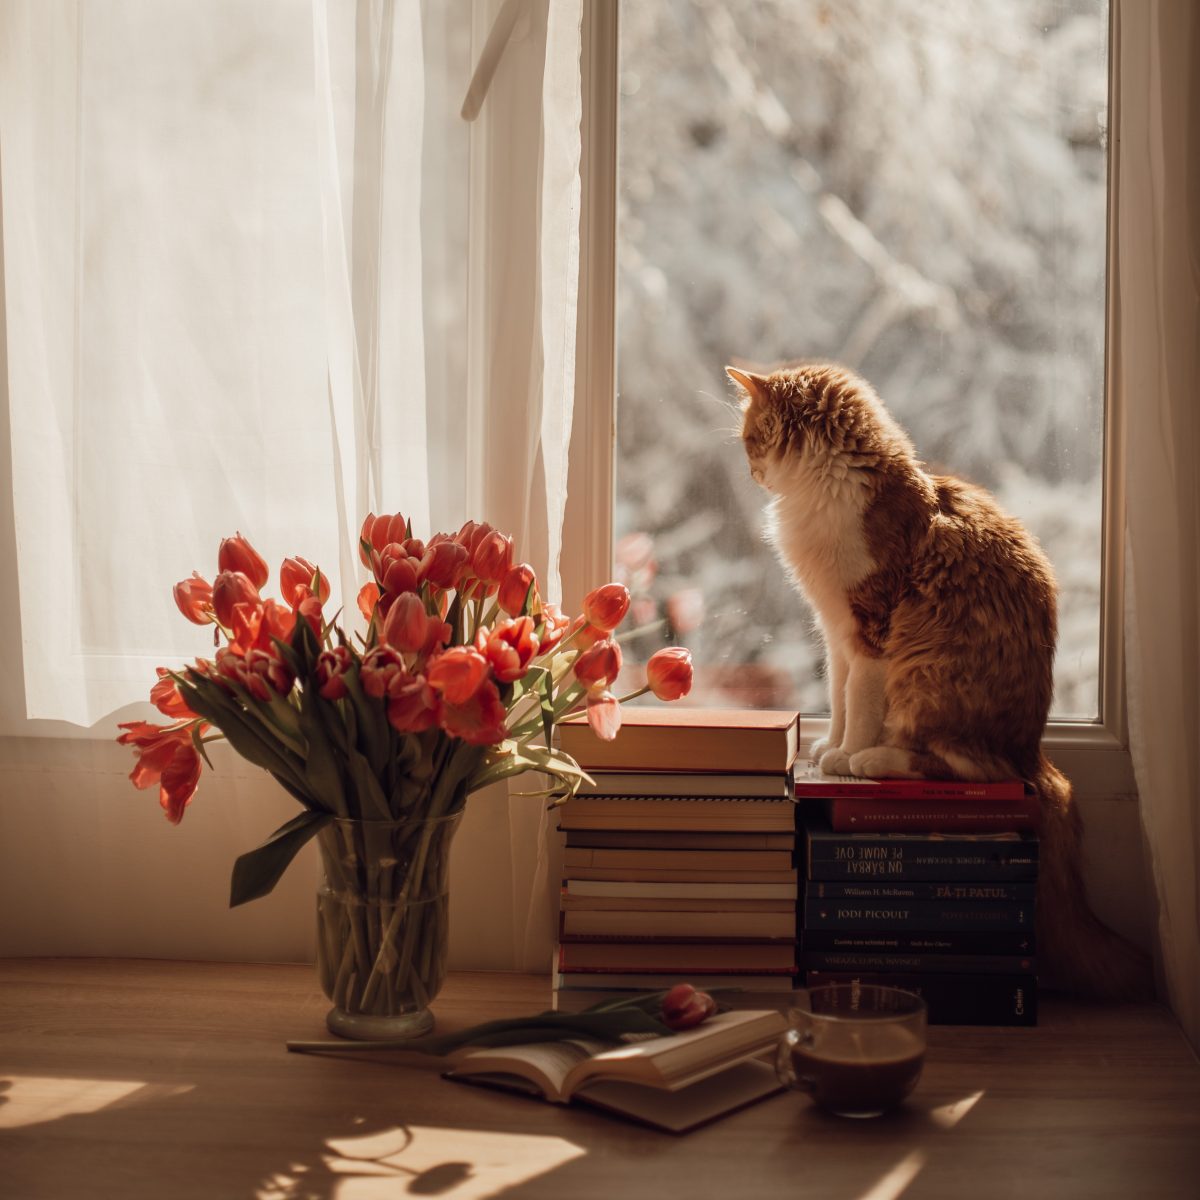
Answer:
xmin=821 ymin=794 xmax=1039 ymax=833
xmin=794 ymin=772 xmax=1030 ymax=802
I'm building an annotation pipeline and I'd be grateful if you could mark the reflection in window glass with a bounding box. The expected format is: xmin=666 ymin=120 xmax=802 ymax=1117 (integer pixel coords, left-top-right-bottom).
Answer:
xmin=615 ymin=0 xmax=1108 ymax=719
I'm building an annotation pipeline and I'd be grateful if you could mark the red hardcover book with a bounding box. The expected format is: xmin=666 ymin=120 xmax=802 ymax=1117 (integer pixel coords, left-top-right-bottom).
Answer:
xmin=794 ymin=764 xmax=1030 ymax=802
xmin=820 ymin=794 xmax=1039 ymax=834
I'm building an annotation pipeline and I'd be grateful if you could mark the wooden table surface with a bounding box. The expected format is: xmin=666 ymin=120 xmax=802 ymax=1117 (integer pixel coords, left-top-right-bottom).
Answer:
xmin=1 ymin=959 xmax=1198 ymax=1200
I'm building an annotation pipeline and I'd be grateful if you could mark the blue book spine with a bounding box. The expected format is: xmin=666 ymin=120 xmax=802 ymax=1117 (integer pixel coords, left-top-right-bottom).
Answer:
xmin=805 ymin=970 xmax=1038 ymax=1026
xmin=801 ymin=929 xmax=1035 ymax=955
xmin=804 ymin=899 xmax=1034 ymax=931
xmin=807 ymin=881 xmax=1036 ymax=903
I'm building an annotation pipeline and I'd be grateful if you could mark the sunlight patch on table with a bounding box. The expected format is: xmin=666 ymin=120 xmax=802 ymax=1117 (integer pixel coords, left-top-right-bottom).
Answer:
xmin=929 ymin=1090 xmax=985 ymax=1130
xmin=0 ymin=1075 xmax=194 ymax=1129
xmin=292 ymin=1124 xmax=587 ymax=1200
xmin=853 ymin=1149 xmax=927 ymax=1200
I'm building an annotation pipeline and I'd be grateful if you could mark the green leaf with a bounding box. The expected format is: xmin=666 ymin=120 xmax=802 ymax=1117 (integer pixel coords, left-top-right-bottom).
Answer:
xmin=344 ymin=673 xmax=390 ymax=777
xmin=230 ymin=810 xmax=333 ymax=907
xmin=298 ymin=684 xmax=347 ymax=815
xmin=177 ymin=674 xmax=311 ymax=799
xmin=286 ymin=1004 xmax=674 ymax=1055
xmin=536 ymin=669 xmax=555 ymax=750
xmin=189 ymin=721 xmax=215 ymax=771
xmin=344 ymin=740 xmax=392 ymax=820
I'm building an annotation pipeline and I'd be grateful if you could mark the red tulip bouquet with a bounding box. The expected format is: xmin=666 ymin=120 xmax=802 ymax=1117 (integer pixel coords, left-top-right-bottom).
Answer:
xmin=117 ymin=514 xmax=692 ymax=1033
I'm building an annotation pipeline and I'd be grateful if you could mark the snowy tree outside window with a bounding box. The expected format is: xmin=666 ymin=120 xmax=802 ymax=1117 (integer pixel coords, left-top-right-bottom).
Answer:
xmin=614 ymin=0 xmax=1109 ymax=720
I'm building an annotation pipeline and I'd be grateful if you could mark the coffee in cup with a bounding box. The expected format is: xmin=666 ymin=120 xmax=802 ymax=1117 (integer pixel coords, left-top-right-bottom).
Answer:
xmin=776 ymin=983 xmax=927 ymax=1117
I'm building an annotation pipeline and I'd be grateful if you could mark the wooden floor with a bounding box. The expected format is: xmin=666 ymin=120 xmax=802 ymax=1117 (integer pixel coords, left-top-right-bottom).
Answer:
xmin=1 ymin=960 xmax=1197 ymax=1200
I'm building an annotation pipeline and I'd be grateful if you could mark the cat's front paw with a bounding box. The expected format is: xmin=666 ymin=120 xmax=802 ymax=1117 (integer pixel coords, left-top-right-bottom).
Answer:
xmin=809 ymin=737 xmax=832 ymax=760
xmin=849 ymin=746 xmax=920 ymax=780
xmin=819 ymin=747 xmax=853 ymax=777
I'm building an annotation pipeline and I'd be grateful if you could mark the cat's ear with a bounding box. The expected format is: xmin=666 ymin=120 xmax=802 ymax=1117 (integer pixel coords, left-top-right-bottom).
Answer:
xmin=725 ymin=366 xmax=768 ymax=405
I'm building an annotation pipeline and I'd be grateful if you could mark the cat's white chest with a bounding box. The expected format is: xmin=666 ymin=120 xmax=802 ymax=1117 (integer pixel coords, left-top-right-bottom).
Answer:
xmin=763 ymin=471 xmax=875 ymax=646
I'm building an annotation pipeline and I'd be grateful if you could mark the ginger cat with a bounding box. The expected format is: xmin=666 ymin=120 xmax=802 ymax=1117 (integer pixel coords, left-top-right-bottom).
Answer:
xmin=729 ymin=360 xmax=1150 ymax=1000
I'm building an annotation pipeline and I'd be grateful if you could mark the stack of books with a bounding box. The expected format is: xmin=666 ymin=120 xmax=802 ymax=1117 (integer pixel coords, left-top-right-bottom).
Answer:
xmin=551 ymin=709 xmax=802 ymax=1012
xmin=797 ymin=767 xmax=1039 ymax=1026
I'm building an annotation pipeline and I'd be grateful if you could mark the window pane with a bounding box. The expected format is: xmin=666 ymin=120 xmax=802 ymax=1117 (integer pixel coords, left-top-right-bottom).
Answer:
xmin=615 ymin=0 xmax=1108 ymax=720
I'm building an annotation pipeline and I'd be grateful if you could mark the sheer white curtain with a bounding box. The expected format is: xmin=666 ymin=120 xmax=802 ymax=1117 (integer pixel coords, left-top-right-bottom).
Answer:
xmin=1117 ymin=0 xmax=1200 ymax=1050
xmin=0 ymin=0 xmax=582 ymax=970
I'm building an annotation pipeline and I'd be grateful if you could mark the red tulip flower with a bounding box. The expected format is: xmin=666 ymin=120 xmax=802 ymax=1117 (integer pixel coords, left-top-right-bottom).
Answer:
xmin=281 ymin=556 xmax=330 ymax=608
xmin=315 ymin=646 xmax=354 ymax=700
xmin=440 ymin=678 xmax=508 ymax=745
xmin=574 ymin=637 xmax=622 ymax=690
xmin=647 ymin=646 xmax=694 ymax=701
xmin=568 ymin=614 xmax=606 ymax=649
xmin=116 ymin=722 xmax=203 ymax=825
xmin=212 ymin=570 xmax=262 ymax=629
xmin=357 ymin=581 xmax=381 ymax=623
xmin=477 ymin=617 xmax=539 ymax=683
xmin=229 ymin=601 xmax=264 ymax=654
xmin=471 ymin=530 xmax=514 ymax=585
xmin=426 ymin=646 xmax=490 ymax=705
xmin=419 ymin=538 xmax=470 ymax=590
xmin=537 ymin=603 xmax=570 ymax=655
xmin=582 ymin=582 xmax=630 ymax=633
xmin=159 ymin=743 xmax=203 ymax=824
xmin=661 ymin=983 xmax=717 ymax=1030
xmin=382 ymin=592 xmax=432 ymax=654
xmin=216 ymin=647 xmax=293 ymax=701
xmin=386 ymin=673 xmax=440 ymax=734
xmin=375 ymin=543 xmax=420 ymax=596
xmin=585 ymin=690 xmax=621 ymax=740
xmin=498 ymin=562 xmax=538 ymax=617
xmin=360 ymin=511 xmax=410 ymax=565
xmin=218 ymin=532 xmax=269 ymax=589
xmin=258 ymin=599 xmax=297 ymax=649
xmin=173 ymin=573 xmax=214 ymax=625
xmin=360 ymin=645 xmax=408 ymax=698
xmin=150 ymin=668 xmax=197 ymax=720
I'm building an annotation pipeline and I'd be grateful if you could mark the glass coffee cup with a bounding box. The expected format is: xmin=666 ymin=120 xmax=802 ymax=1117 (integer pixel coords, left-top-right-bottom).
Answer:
xmin=776 ymin=983 xmax=927 ymax=1117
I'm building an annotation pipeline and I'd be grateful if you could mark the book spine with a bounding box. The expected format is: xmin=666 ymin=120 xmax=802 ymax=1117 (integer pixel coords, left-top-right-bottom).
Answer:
xmin=565 ymin=881 xmax=799 ymax=899
xmin=557 ymin=945 xmax=797 ymax=972
xmin=800 ymin=929 xmax=1035 ymax=955
xmin=565 ymin=867 xmax=799 ymax=884
xmin=801 ymin=950 xmax=1035 ymax=975
xmin=563 ymin=847 xmax=795 ymax=871
xmin=556 ymin=962 xmax=799 ymax=977
xmin=564 ymin=830 xmax=795 ymax=850
xmin=807 ymin=881 xmax=1036 ymax=903
xmin=803 ymin=900 xmax=1034 ymax=931
xmin=806 ymin=837 xmax=1039 ymax=881
xmin=561 ymin=912 xmax=795 ymax=940
xmin=804 ymin=971 xmax=1038 ymax=1026
xmin=559 ymin=727 xmax=794 ymax=774
xmin=794 ymin=775 xmax=1029 ymax=801
xmin=821 ymin=796 xmax=1037 ymax=833
xmin=807 ymin=857 xmax=1039 ymax=882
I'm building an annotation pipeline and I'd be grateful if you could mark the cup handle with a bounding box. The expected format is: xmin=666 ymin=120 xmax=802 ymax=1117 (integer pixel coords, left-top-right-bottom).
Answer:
xmin=775 ymin=1027 xmax=816 ymax=1092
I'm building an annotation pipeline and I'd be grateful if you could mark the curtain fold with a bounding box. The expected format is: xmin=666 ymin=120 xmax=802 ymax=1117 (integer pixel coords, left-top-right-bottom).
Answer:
xmin=460 ymin=0 xmax=583 ymax=973
xmin=1118 ymin=0 xmax=1200 ymax=1050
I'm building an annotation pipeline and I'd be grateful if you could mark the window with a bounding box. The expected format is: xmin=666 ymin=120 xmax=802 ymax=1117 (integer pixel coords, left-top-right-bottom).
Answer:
xmin=569 ymin=1 xmax=1133 ymax=793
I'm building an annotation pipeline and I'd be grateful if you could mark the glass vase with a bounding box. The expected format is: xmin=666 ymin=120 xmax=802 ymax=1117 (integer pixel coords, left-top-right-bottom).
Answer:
xmin=315 ymin=811 xmax=462 ymax=1040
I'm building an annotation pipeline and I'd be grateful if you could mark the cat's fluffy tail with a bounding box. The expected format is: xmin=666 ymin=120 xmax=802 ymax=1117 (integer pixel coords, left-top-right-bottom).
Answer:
xmin=1033 ymin=755 xmax=1155 ymax=1001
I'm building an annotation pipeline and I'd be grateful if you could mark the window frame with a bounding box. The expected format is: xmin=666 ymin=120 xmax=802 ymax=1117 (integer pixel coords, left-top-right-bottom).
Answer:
xmin=566 ymin=1 xmax=1137 ymax=802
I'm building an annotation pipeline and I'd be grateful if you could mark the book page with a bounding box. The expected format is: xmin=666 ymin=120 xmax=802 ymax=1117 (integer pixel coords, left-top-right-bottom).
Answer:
xmin=575 ymin=1059 xmax=784 ymax=1134
xmin=566 ymin=1010 xmax=786 ymax=1093
xmin=449 ymin=1038 xmax=602 ymax=1103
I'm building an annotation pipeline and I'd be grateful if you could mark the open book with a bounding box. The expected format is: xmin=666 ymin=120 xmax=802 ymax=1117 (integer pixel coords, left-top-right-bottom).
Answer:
xmin=443 ymin=1009 xmax=787 ymax=1134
